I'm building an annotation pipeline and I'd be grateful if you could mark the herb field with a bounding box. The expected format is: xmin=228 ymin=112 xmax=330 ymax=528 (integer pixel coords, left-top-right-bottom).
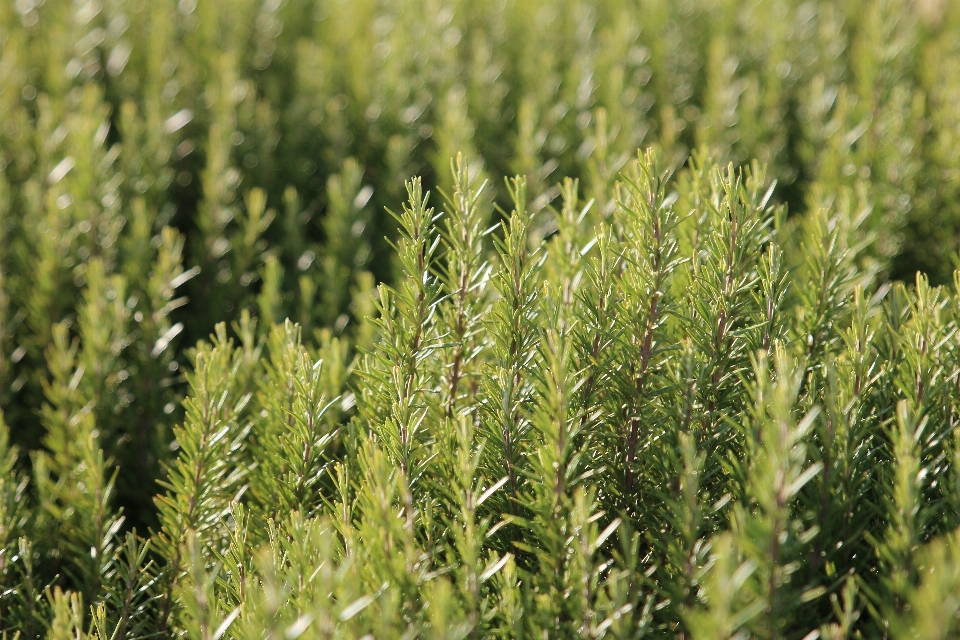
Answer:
xmin=3 ymin=0 xmax=960 ymax=637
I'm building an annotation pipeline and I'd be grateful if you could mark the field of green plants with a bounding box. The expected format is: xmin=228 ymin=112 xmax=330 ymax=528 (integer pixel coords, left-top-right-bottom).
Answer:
xmin=3 ymin=0 xmax=960 ymax=637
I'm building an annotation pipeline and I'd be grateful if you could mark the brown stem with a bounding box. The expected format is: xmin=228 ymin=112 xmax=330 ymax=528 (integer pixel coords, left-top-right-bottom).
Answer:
xmin=446 ymin=257 xmax=470 ymax=419
xmin=625 ymin=211 xmax=663 ymax=495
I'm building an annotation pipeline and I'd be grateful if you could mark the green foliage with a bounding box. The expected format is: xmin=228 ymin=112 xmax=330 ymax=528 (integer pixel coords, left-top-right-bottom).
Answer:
xmin=4 ymin=0 xmax=960 ymax=637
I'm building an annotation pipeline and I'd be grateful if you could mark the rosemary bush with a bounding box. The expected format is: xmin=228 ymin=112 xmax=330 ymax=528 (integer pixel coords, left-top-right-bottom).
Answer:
xmin=3 ymin=0 xmax=960 ymax=637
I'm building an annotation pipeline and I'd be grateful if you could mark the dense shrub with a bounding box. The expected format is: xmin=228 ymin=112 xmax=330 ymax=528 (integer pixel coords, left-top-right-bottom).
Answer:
xmin=3 ymin=0 xmax=960 ymax=637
